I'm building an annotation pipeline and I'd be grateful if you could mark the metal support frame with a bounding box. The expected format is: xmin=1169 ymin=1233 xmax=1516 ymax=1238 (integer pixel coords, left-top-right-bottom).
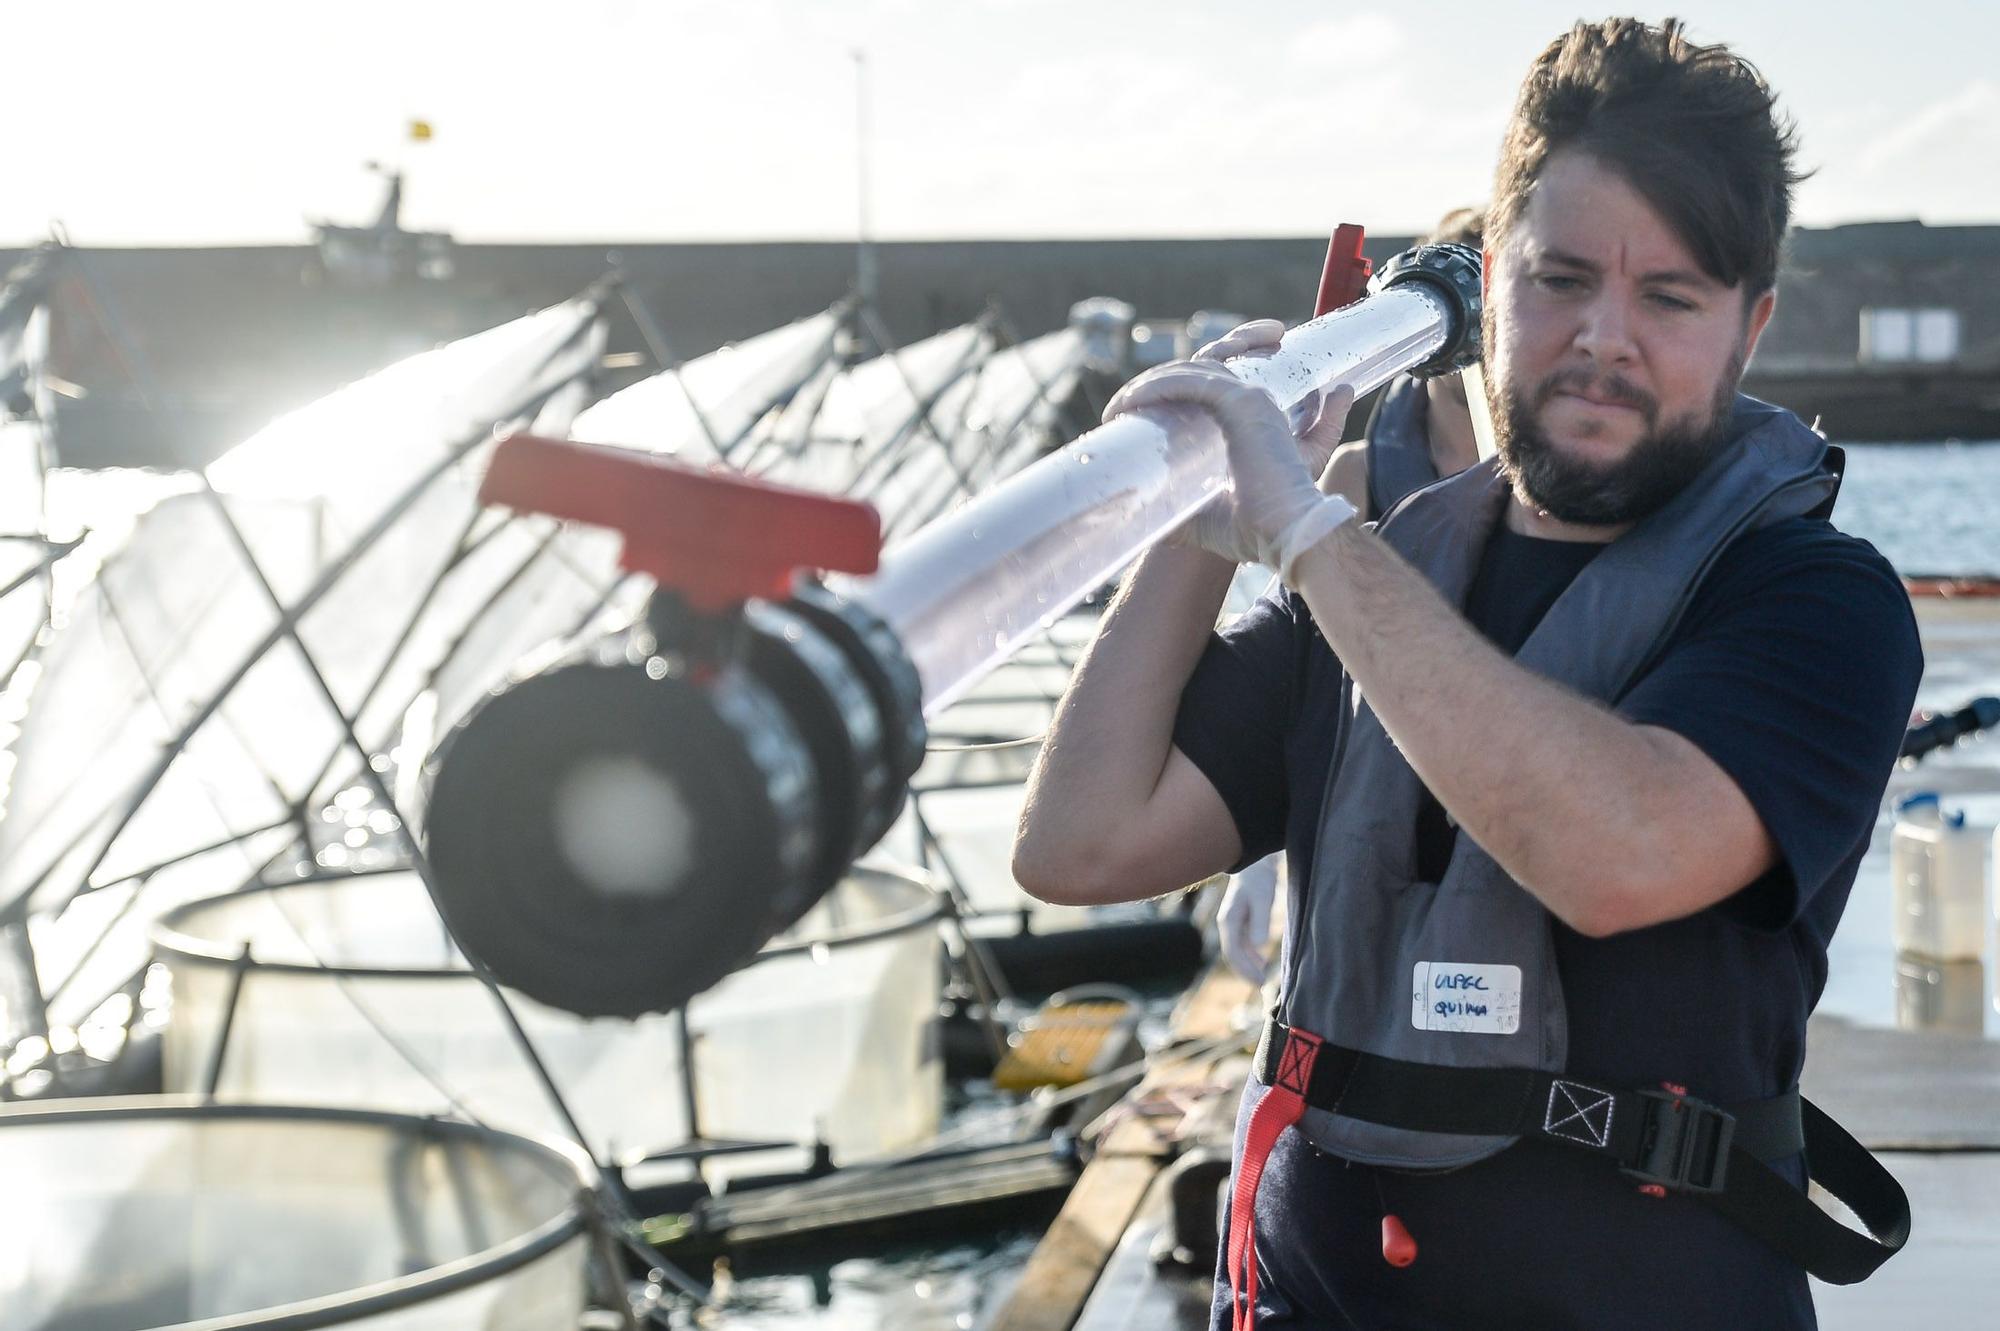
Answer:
xmin=200 ymin=943 xmax=253 ymax=1099
xmin=39 ymin=259 xmax=709 ymax=1315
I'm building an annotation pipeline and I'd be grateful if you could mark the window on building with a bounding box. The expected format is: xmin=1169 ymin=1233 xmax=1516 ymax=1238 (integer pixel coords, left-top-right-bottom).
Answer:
xmin=1860 ymin=307 xmax=1960 ymax=364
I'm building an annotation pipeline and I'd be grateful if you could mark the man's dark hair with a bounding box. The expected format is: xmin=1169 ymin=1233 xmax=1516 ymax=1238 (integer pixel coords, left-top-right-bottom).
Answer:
xmin=1489 ymin=18 xmax=1805 ymax=293
xmin=1424 ymin=206 xmax=1485 ymax=250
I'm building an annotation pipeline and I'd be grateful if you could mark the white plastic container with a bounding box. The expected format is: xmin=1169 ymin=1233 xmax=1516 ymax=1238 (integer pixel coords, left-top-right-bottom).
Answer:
xmin=1890 ymin=793 xmax=1989 ymax=961
xmin=1892 ymin=954 xmax=1986 ymax=1034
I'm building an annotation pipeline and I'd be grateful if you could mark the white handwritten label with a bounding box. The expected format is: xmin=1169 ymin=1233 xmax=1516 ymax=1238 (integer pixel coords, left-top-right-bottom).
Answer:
xmin=1410 ymin=961 xmax=1522 ymax=1034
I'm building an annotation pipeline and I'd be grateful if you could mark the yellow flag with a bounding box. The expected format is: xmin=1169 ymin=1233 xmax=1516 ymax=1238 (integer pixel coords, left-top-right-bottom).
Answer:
xmin=409 ymin=119 xmax=434 ymax=142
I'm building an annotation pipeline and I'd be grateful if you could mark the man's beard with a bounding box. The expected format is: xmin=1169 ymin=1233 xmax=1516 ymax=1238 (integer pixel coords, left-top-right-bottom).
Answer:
xmin=1491 ymin=349 xmax=1744 ymax=526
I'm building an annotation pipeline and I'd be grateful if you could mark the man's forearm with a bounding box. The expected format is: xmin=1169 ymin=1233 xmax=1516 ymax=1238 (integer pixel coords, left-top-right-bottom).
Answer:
xmin=1288 ymin=521 xmax=1773 ymax=934
xmin=1014 ymin=543 xmax=1239 ymax=888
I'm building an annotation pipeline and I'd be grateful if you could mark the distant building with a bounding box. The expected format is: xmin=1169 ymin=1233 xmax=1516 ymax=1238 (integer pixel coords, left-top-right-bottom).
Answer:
xmin=1745 ymin=221 xmax=2000 ymax=439
xmin=8 ymin=220 xmax=1997 ymax=468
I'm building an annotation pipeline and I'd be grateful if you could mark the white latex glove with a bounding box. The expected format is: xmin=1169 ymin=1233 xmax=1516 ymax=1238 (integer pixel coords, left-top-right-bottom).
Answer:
xmin=1190 ymin=320 xmax=1349 ymax=484
xmin=1104 ymin=350 xmax=1358 ymax=585
xmin=1218 ymin=853 xmax=1282 ymax=985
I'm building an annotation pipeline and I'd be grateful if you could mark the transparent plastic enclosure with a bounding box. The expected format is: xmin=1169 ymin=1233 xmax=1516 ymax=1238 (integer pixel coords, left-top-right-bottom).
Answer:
xmin=153 ymin=864 xmax=945 ymax=1167
xmin=0 ymin=1099 xmax=590 ymax=1331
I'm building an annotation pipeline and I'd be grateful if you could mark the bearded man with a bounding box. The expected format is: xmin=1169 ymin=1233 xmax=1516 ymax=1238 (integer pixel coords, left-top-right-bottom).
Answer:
xmin=1014 ymin=18 xmax=1919 ymax=1328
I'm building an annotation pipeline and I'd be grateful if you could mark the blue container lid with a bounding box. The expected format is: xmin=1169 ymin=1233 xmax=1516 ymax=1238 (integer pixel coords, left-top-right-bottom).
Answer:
xmin=1895 ymin=791 xmax=1966 ymax=828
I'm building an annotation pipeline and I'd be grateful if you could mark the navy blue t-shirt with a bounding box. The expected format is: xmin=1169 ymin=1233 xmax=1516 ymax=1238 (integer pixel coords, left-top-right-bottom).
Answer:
xmin=1176 ymin=515 xmax=1922 ymax=1328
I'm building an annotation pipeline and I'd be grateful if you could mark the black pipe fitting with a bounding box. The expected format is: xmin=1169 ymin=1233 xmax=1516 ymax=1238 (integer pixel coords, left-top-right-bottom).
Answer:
xmin=1373 ymin=242 xmax=1484 ymax=378
xmin=423 ymin=583 xmax=925 ymax=1018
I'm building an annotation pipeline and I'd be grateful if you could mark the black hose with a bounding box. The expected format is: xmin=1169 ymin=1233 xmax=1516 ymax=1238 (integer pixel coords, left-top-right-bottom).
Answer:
xmin=1901 ymin=697 xmax=2000 ymax=762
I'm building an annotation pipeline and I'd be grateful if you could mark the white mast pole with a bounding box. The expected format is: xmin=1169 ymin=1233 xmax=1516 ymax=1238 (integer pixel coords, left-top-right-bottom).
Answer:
xmin=852 ymin=49 xmax=878 ymax=307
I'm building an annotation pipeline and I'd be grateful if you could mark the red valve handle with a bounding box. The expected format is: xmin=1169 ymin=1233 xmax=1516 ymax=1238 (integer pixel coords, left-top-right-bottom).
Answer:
xmin=481 ymin=434 xmax=882 ymax=613
xmin=1315 ymin=223 xmax=1372 ymax=317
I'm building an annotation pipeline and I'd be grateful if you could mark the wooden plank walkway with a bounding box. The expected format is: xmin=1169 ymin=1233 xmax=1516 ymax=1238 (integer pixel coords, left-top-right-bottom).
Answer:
xmin=987 ymin=962 xmax=1257 ymax=1331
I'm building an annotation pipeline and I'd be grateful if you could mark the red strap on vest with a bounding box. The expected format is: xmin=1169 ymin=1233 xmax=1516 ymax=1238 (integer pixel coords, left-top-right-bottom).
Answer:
xmin=1227 ymin=1027 xmax=1322 ymax=1331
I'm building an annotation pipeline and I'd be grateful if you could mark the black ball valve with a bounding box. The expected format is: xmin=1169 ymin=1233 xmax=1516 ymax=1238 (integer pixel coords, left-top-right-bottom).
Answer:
xmin=423 ymin=437 xmax=923 ymax=1018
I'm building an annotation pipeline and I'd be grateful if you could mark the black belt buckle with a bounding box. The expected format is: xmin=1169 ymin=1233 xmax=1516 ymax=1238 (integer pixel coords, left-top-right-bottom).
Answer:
xmin=1621 ymin=1086 xmax=1735 ymax=1194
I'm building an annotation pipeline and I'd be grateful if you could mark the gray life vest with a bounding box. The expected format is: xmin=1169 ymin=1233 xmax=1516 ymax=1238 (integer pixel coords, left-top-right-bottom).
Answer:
xmin=1362 ymin=375 xmax=1442 ymax=522
xmin=1277 ymin=395 xmax=1840 ymax=1170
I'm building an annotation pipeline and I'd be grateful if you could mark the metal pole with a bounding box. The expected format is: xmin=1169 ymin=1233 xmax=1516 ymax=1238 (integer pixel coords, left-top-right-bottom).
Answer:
xmin=618 ymin=286 xmax=732 ymax=462
xmin=201 ymin=944 xmax=253 ymax=1098
xmin=852 ymin=49 xmax=878 ymax=307
xmin=673 ymin=1006 xmax=703 ymax=1145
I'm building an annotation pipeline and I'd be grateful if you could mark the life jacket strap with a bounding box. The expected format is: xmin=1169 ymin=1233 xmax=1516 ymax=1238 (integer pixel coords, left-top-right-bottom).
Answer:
xmin=1226 ymin=1026 xmax=1320 ymax=1331
xmin=1250 ymin=1018 xmax=1910 ymax=1286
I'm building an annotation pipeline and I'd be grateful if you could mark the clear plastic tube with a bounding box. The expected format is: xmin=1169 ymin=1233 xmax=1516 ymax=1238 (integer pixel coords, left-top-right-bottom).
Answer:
xmin=855 ymin=281 xmax=1455 ymax=714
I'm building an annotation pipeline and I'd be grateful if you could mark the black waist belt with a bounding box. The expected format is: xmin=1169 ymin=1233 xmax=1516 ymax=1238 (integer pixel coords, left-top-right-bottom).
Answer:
xmin=1254 ymin=1018 xmax=1910 ymax=1285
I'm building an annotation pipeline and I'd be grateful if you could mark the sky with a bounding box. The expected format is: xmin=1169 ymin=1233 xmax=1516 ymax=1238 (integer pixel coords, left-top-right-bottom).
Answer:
xmin=12 ymin=0 xmax=1998 ymax=247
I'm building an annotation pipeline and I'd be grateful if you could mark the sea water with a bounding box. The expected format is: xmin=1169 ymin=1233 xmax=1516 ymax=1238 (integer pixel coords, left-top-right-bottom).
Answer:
xmin=1835 ymin=441 xmax=2000 ymax=576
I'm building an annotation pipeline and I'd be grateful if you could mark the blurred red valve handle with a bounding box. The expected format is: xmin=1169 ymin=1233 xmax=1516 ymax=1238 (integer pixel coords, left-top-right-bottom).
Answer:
xmin=481 ymin=434 xmax=883 ymax=613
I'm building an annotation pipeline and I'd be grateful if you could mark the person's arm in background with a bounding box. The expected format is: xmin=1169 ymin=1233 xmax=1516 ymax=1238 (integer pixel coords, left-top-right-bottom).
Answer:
xmin=1217 ymin=853 xmax=1284 ymax=984
xmin=1320 ymin=440 xmax=1370 ymax=512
